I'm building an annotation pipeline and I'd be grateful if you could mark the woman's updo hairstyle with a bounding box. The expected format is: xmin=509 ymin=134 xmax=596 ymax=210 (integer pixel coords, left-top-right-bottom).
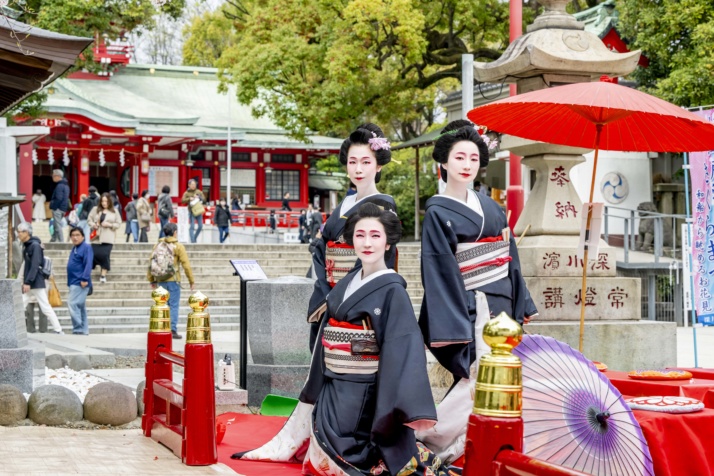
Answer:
xmin=343 ymin=202 xmax=401 ymax=261
xmin=432 ymin=119 xmax=490 ymax=183
xmin=339 ymin=123 xmax=392 ymax=183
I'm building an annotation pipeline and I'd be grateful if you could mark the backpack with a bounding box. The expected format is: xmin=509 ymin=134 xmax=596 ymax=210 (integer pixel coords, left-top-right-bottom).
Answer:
xmin=67 ymin=209 xmax=79 ymax=227
xmin=149 ymin=241 xmax=176 ymax=281
xmin=40 ymin=256 xmax=53 ymax=279
xmin=158 ymin=196 xmax=172 ymax=219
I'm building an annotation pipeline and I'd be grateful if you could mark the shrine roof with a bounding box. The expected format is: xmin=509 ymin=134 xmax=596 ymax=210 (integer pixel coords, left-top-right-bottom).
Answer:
xmin=43 ymin=64 xmax=343 ymax=149
xmin=573 ymin=0 xmax=618 ymax=39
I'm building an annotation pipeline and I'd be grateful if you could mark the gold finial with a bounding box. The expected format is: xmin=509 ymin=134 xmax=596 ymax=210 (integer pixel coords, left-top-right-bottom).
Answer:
xmin=473 ymin=312 xmax=523 ymax=418
xmin=149 ymin=286 xmax=171 ymax=333
xmin=186 ymin=291 xmax=211 ymax=344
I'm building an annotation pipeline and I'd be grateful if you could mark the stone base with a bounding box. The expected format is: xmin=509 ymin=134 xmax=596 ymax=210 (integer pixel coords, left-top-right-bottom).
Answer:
xmin=215 ymin=388 xmax=248 ymax=414
xmin=246 ymin=363 xmax=309 ymax=407
xmin=524 ymin=276 xmax=641 ymax=320
xmin=524 ymin=320 xmax=677 ymax=371
xmin=0 ymin=348 xmax=34 ymax=393
xmin=27 ymin=340 xmax=46 ymax=390
xmin=518 ymin=236 xmax=616 ymax=278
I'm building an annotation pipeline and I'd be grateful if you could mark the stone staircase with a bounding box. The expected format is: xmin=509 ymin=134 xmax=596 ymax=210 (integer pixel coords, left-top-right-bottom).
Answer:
xmin=37 ymin=227 xmax=423 ymax=333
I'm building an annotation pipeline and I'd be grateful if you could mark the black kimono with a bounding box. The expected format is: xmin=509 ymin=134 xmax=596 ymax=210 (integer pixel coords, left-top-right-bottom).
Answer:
xmin=307 ymin=193 xmax=397 ymax=350
xmin=237 ymin=269 xmax=458 ymax=476
xmin=419 ymin=191 xmax=534 ymax=380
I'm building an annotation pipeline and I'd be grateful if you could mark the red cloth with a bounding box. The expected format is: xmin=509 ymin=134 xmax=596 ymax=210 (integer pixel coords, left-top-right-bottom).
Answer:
xmin=604 ymin=370 xmax=714 ymax=405
xmin=634 ymin=408 xmax=714 ymax=476
xmin=216 ymin=413 xmax=303 ymax=475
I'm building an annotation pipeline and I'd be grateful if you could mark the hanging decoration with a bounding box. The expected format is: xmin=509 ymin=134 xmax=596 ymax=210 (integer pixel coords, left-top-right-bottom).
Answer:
xmin=32 ymin=149 xmax=38 ymax=165
xmin=119 ymin=148 xmax=126 ymax=167
xmin=62 ymin=148 xmax=70 ymax=167
xmin=47 ymin=147 xmax=54 ymax=165
xmin=98 ymin=149 xmax=106 ymax=167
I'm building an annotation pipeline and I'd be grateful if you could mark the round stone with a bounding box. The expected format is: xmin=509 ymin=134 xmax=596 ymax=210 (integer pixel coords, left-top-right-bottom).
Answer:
xmin=84 ymin=382 xmax=138 ymax=426
xmin=28 ymin=385 xmax=83 ymax=425
xmin=0 ymin=384 xmax=28 ymax=425
xmin=136 ymin=380 xmax=145 ymax=416
xmin=68 ymin=355 xmax=92 ymax=371
xmin=45 ymin=354 xmax=68 ymax=370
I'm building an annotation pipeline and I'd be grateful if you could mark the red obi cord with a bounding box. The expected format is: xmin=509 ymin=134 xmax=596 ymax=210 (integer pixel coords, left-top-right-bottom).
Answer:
xmin=460 ymin=256 xmax=512 ymax=273
xmin=328 ymin=318 xmax=362 ymax=330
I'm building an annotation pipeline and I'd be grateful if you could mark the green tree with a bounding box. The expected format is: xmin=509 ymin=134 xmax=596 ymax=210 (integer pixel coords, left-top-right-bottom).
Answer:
xmin=198 ymin=0 xmax=535 ymax=141
xmin=182 ymin=8 xmax=237 ymax=67
xmin=5 ymin=0 xmax=186 ymax=72
xmin=618 ymin=0 xmax=714 ymax=107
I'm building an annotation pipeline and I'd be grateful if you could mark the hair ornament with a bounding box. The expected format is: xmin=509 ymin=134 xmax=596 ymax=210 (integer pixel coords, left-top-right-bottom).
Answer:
xmin=368 ymin=135 xmax=391 ymax=151
xmin=481 ymin=134 xmax=500 ymax=150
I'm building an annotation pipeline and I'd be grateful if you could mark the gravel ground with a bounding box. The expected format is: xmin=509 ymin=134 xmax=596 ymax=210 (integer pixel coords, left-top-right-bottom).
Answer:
xmin=94 ymin=355 xmax=148 ymax=369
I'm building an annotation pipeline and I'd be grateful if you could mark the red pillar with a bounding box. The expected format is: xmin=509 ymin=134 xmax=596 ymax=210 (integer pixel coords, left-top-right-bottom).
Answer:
xmin=211 ymin=162 xmax=220 ymax=202
xmin=300 ymin=166 xmax=309 ymax=207
xmin=18 ymin=144 xmax=33 ymax=220
xmin=463 ymin=414 xmax=523 ymax=475
xmin=506 ymin=0 xmax=524 ymax=229
xmin=182 ymin=342 xmax=217 ymax=465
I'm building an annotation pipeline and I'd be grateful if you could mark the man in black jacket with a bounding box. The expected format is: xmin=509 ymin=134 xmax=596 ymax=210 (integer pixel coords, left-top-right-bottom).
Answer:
xmin=78 ymin=186 xmax=100 ymax=243
xmin=17 ymin=222 xmax=64 ymax=334
xmin=49 ymin=169 xmax=70 ymax=242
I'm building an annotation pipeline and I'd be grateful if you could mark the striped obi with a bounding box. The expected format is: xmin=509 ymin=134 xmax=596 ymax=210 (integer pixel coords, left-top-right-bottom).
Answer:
xmin=456 ymin=236 xmax=512 ymax=291
xmin=322 ymin=320 xmax=379 ymax=375
xmin=325 ymin=241 xmax=357 ymax=287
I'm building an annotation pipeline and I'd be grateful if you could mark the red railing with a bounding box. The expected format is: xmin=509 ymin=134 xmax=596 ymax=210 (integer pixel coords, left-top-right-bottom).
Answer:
xmin=142 ymin=291 xmax=217 ymax=466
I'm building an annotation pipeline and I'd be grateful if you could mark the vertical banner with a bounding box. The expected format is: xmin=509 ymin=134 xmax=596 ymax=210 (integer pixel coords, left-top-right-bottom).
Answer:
xmin=177 ymin=206 xmax=190 ymax=244
xmin=691 ymin=109 xmax=714 ymax=325
xmin=682 ymin=223 xmax=693 ymax=313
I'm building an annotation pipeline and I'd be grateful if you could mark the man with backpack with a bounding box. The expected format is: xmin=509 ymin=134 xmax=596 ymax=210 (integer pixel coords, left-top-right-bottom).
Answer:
xmin=16 ymin=222 xmax=64 ymax=334
xmin=147 ymin=222 xmax=194 ymax=339
xmin=78 ymin=186 xmax=100 ymax=243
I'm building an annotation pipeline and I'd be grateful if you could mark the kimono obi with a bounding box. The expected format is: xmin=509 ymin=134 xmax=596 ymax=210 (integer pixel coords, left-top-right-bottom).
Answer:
xmin=455 ymin=236 xmax=512 ymax=292
xmin=322 ymin=320 xmax=379 ymax=375
xmin=325 ymin=241 xmax=357 ymax=287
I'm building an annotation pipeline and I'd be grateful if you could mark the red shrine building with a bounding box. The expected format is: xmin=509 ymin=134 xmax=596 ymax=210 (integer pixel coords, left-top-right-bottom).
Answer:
xmin=14 ymin=63 xmax=343 ymax=220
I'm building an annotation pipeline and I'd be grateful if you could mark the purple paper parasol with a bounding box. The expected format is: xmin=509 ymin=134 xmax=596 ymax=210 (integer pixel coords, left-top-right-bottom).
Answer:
xmin=513 ymin=334 xmax=654 ymax=476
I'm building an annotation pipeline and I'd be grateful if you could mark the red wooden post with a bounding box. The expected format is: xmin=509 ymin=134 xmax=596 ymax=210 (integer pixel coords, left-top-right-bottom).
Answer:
xmin=463 ymin=312 xmax=524 ymax=476
xmin=506 ymin=0 xmax=524 ymax=229
xmin=142 ymin=287 xmax=173 ymax=435
xmin=182 ymin=291 xmax=217 ymax=465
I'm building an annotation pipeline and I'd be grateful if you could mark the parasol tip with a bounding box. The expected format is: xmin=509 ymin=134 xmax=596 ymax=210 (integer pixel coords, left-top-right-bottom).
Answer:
xmin=483 ymin=312 xmax=523 ymax=353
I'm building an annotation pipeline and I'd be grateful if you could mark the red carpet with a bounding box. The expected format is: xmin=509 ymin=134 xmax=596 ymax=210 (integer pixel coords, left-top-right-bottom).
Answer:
xmin=217 ymin=413 xmax=303 ymax=475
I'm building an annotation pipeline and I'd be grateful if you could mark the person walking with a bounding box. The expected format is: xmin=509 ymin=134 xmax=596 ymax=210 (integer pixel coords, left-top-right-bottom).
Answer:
xmin=157 ymin=185 xmax=174 ymax=239
xmin=124 ymin=193 xmax=139 ymax=242
xmin=147 ymin=223 xmax=195 ymax=339
xmin=137 ymin=189 xmax=153 ymax=242
xmin=88 ymin=193 xmax=122 ymax=284
xmin=67 ymin=227 xmax=93 ymax=335
xmin=78 ymin=186 xmax=100 ymax=243
xmin=213 ymin=198 xmax=231 ymax=243
xmin=32 ymin=189 xmax=46 ymax=222
xmin=109 ymin=190 xmax=122 ymax=220
xmin=16 ymin=222 xmax=64 ymax=334
xmin=298 ymin=209 xmax=307 ymax=243
xmin=181 ymin=179 xmax=205 ymax=243
xmin=49 ymin=169 xmax=70 ymax=242
xmin=310 ymin=206 xmax=323 ymax=240
xmin=281 ymin=192 xmax=292 ymax=211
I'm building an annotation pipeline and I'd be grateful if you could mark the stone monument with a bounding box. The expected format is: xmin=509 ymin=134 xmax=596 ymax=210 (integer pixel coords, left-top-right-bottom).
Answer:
xmin=474 ymin=0 xmax=676 ymax=369
xmin=245 ymin=276 xmax=314 ymax=406
xmin=0 ymin=279 xmax=45 ymax=393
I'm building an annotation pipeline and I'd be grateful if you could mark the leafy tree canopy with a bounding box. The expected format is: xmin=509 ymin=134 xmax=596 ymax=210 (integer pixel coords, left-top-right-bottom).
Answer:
xmin=6 ymin=0 xmax=186 ymax=71
xmin=183 ymin=0 xmax=536 ymax=141
xmin=618 ymin=0 xmax=714 ymax=107
xmin=182 ymin=7 xmax=236 ymax=67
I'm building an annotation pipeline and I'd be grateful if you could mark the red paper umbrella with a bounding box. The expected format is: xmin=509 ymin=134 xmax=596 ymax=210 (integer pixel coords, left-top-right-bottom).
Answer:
xmin=467 ymin=80 xmax=714 ymax=352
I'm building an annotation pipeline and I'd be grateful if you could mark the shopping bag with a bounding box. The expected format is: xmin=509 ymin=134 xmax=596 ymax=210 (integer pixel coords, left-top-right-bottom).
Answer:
xmin=48 ymin=276 xmax=62 ymax=307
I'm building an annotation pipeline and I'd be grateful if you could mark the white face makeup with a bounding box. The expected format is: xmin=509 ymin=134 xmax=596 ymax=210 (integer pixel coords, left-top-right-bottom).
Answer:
xmin=347 ymin=144 xmax=382 ymax=187
xmin=442 ymin=140 xmax=480 ymax=184
xmin=352 ymin=217 xmax=389 ymax=268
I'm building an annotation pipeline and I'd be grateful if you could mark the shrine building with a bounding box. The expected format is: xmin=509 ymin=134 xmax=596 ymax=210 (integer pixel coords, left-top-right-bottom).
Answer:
xmin=14 ymin=63 xmax=344 ymax=219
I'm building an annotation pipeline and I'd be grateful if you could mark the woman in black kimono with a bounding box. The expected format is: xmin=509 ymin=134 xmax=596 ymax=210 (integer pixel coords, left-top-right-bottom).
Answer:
xmin=416 ymin=120 xmax=538 ymax=464
xmin=307 ymin=123 xmax=397 ymax=351
xmin=234 ymin=203 xmax=459 ymax=476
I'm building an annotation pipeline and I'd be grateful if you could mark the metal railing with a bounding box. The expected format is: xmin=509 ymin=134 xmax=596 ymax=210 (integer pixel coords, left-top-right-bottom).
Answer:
xmin=603 ymin=205 xmax=686 ymax=264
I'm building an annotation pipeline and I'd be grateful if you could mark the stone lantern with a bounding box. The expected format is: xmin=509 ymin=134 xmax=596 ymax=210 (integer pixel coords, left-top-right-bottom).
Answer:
xmin=471 ymin=0 xmax=676 ymax=369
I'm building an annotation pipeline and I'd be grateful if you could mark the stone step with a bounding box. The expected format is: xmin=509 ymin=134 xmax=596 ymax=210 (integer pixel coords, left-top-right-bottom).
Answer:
xmin=51 ymin=305 xmax=239 ymax=317
xmin=53 ymin=314 xmax=238 ymax=325
xmin=49 ymin=322 xmax=241 ymax=334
